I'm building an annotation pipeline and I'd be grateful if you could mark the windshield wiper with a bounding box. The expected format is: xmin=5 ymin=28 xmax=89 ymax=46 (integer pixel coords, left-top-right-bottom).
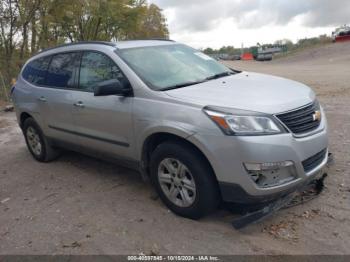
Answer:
xmin=159 ymin=70 xmax=235 ymax=91
xmin=206 ymin=71 xmax=234 ymax=80
xmin=159 ymin=79 xmax=207 ymax=91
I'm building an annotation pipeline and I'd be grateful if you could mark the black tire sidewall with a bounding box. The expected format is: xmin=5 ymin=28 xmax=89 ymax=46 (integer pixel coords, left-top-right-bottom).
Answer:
xmin=150 ymin=142 xmax=220 ymax=219
xmin=23 ymin=118 xmax=47 ymax=162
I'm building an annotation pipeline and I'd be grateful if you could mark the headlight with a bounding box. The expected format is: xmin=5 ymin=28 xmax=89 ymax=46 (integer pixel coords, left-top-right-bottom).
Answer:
xmin=203 ymin=107 xmax=284 ymax=136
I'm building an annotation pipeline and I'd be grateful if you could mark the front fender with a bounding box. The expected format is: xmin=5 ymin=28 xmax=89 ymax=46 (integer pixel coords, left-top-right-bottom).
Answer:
xmin=135 ymin=120 xmax=196 ymax=161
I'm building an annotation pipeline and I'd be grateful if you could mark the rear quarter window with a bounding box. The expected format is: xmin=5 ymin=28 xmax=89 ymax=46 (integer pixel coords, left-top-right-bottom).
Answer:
xmin=22 ymin=56 xmax=51 ymax=85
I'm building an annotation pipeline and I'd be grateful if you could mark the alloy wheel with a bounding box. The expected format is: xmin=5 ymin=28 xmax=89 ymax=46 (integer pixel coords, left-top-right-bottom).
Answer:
xmin=157 ymin=158 xmax=197 ymax=207
xmin=26 ymin=126 xmax=42 ymax=156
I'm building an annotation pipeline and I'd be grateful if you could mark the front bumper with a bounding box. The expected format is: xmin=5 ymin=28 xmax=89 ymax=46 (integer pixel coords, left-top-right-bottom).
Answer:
xmin=219 ymin=161 xmax=327 ymax=204
xmin=188 ymin=112 xmax=328 ymax=204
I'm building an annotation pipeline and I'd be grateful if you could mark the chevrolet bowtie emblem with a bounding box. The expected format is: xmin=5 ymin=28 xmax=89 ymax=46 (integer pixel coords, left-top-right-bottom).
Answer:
xmin=312 ymin=110 xmax=321 ymax=121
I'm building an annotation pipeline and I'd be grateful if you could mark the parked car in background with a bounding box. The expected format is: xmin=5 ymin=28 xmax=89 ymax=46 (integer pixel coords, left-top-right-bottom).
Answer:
xmin=12 ymin=40 xmax=328 ymax=219
xmin=332 ymin=25 xmax=350 ymax=42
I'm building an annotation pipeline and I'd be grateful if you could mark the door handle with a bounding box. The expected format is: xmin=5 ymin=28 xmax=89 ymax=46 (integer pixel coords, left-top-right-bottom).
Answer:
xmin=38 ymin=96 xmax=47 ymax=102
xmin=73 ymin=101 xmax=85 ymax=108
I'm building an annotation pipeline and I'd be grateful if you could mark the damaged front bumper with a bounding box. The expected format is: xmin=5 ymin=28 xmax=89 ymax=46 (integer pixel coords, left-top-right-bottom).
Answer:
xmin=220 ymin=148 xmax=329 ymax=206
xmin=231 ymin=153 xmax=332 ymax=229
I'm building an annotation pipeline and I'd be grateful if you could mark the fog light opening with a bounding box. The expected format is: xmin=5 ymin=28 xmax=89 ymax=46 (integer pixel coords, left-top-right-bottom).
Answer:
xmin=244 ymin=161 xmax=297 ymax=188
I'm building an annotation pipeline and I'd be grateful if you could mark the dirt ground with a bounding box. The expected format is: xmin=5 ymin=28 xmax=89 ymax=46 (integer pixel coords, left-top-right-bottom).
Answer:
xmin=1 ymin=43 xmax=350 ymax=255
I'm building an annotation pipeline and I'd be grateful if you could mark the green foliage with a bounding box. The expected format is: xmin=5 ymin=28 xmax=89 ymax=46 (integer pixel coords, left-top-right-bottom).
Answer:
xmin=0 ymin=0 xmax=169 ymax=100
xmin=128 ymin=4 xmax=169 ymax=40
xmin=203 ymin=47 xmax=214 ymax=54
xmin=203 ymin=45 xmax=239 ymax=55
xmin=296 ymin=35 xmax=332 ymax=48
xmin=218 ymin=46 xmax=237 ymax=55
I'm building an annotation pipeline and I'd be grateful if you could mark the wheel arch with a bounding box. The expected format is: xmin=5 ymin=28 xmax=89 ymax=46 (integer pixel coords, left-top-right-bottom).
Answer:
xmin=141 ymin=132 xmax=218 ymax=184
xmin=19 ymin=112 xmax=33 ymax=129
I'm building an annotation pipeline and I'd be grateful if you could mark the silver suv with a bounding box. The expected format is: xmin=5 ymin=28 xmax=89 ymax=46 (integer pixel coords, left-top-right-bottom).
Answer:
xmin=12 ymin=40 xmax=328 ymax=219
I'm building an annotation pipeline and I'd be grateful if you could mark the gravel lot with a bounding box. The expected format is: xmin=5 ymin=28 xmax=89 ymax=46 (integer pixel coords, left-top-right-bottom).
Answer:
xmin=1 ymin=43 xmax=350 ymax=255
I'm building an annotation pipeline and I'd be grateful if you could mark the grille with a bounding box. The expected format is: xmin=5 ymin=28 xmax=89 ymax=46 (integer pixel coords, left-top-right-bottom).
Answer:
xmin=302 ymin=149 xmax=327 ymax=173
xmin=276 ymin=102 xmax=321 ymax=134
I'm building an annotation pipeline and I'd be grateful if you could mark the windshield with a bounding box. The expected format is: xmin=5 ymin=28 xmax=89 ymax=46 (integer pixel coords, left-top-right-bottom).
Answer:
xmin=116 ymin=44 xmax=234 ymax=91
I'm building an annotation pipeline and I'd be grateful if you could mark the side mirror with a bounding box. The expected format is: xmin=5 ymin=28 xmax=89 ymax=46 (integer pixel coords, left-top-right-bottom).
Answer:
xmin=94 ymin=79 xmax=132 ymax=96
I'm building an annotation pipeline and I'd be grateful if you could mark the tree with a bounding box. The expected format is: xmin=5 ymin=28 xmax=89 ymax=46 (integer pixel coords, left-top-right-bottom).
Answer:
xmin=218 ymin=46 xmax=236 ymax=55
xmin=0 ymin=0 xmax=169 ymax=100
xmin=203 ymin=47 xmax=214 ymax=54
xmin=14 ymin=0 xmax=41 ymax=59
xmin=129 ymin=3 xmax=169 ymax=39
xmin=0 ymin=0 xmax=20 ymax=85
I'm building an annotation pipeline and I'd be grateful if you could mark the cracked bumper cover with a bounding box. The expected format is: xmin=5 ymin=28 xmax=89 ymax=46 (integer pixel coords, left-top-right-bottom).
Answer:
xmin=219 ymin=152 xmax=328 ymax=204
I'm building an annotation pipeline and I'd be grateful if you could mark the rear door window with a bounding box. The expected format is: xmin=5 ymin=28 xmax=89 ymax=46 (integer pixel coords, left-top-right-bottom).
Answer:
xmin=46 ymin=52 xmax=81 ymax=88
xmin=22 ymin=56 xmax=51 ymax=85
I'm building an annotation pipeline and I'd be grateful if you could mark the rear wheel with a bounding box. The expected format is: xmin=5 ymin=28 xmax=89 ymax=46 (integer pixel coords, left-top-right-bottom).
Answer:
xmin=23 ymin=117 xmax=60 ymax=162
xmin=150 ymin=141 xmax=220 ymax=219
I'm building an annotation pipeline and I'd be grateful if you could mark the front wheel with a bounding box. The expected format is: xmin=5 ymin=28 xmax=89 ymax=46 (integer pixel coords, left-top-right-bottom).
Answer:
xmin=150 ymin=141 xmax=220 ymax=219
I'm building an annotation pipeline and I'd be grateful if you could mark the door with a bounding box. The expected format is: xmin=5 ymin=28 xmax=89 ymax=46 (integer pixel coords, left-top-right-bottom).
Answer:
xmin=21 ymin=55 xmax=53 ymax=133
xmin=71 ymin=51 xmax=134 ymax=159
xmin=39 ymin=52 xmax=82 ymax=145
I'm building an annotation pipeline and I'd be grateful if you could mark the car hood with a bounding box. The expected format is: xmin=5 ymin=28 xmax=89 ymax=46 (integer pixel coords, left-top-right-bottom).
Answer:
xmin=165 ymin=72 xmax=315 ymax=114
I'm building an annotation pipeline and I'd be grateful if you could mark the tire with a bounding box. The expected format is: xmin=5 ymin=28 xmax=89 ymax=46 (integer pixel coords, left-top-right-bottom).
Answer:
xmin=150 ymin=141 xmax=220 ymax=219
xmin=23 ymin=117 xmax=60 ymax=162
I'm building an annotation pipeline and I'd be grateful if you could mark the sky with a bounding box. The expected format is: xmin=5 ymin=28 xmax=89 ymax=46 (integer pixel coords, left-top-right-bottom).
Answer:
xmin=150 ymin=0 xmax=350 ymax=49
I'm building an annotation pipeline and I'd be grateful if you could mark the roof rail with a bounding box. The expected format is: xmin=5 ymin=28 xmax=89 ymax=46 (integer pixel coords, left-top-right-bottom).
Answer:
xmin=35 ymin=39 xmax=174 ymax=56
xmin=122 ymin=38 xmax=174 ymax=42
xmin=36 ymin=41 xmax=117 ymax=55
xmin=145 ymin=38 xmax=174 ymax=42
